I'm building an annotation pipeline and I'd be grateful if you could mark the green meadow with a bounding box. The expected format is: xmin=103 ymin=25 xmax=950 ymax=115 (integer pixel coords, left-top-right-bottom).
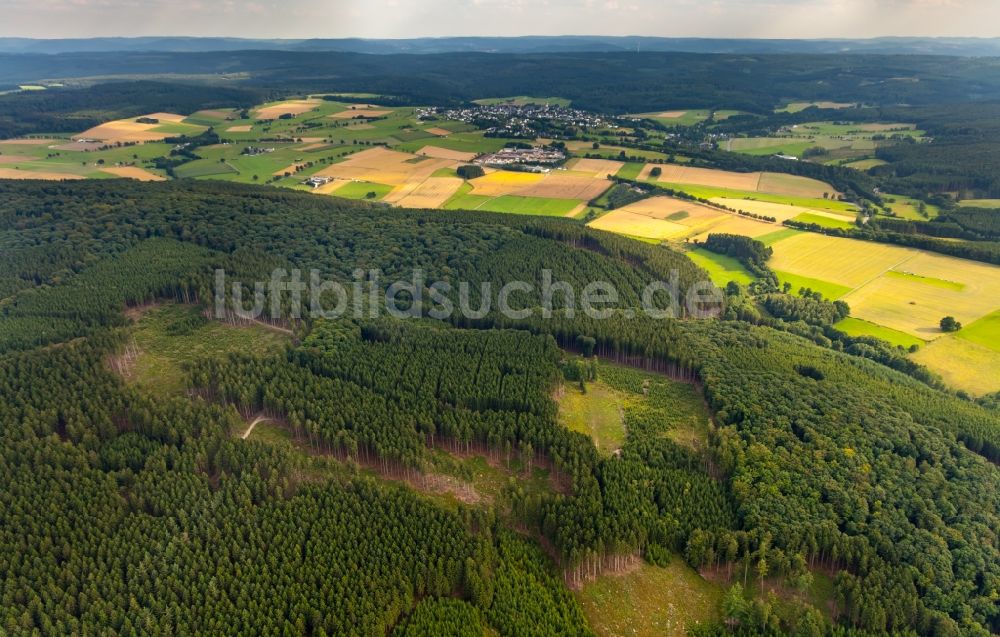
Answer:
xmin=773 ymin=270 xmax=853 ymax=300
xmin=957 ymin=310 xmax=1000 ymax=353
xmin=687 ymin=248 xmax=756 ymax=287
xmin=332 ymin=181 xmax=394 ymax=200
xmin=791 ymin=212 xmax=856 ymax=230
xmin=834 ymin=317 xmax=926 ymax=349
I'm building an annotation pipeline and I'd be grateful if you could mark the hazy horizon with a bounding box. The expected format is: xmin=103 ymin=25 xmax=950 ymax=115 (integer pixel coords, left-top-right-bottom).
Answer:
xmin=3 ymin=0 xmax=999 ymax=40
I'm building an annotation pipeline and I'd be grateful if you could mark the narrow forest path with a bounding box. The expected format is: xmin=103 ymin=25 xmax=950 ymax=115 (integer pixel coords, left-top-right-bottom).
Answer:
xmin=250 ymin=318 xmax=294 ymax=335
xmin=241 ymin=414 xmax=271 ymax=440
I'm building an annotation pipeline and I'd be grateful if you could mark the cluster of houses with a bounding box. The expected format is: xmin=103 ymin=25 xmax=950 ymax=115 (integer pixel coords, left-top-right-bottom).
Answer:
xmin=476 ymin=146 xmax=565 ymax=168
xmin=425 ymin=103 xmax=618 ymax=138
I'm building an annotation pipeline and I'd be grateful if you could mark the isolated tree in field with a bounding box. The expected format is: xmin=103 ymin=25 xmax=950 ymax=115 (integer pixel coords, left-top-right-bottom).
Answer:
xmin=456 ymin=165 xmax=485 ymax=179
xmin=592 ymin=142 xmax=600 ymax=149
xmin=650 ymin=166 xmax=662 ymax=177
xmin=940 ymin=316 xmax=962 ymax=332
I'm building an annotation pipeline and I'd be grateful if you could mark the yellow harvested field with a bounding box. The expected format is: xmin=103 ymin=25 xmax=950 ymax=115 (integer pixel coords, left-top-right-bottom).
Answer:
xmin=767 ymin=232 xmax=1000 ymax=338
xmin=619 ymin=197 xmax=725 ymax=223
xmin=253 ymin=100 xmax=319 ymax=120
xmin=468 ymin=171 xmax=544 ymax=196
xmin=588 ymin=197 xmax=735 ymax=240
xmin=709 ymin=198 xmax=822 ymax=222
xmin=416 ymin=145 xmax=477 ymax=162
xmin=567 ymin=158 xmax=624 ymax=176
xmin=313 ymin=147 xmax=456 ymax=187
xmin=0 ymin=167 xmax=84 ymax=180
xmin=637 ymin=164 xmax=658 ymax=181
xmin=329 ymin=108 xmax=392 ymax=120
xmin=649 ymin=165 xmax=840 ymax=198
xmin=425 ymin=127 xmax=453 ymax=136
xmin=144 ymin=112 xmax=187 ymax=123
xmin=227 ymin=125 xmax=253 ymax=133
xmin=392 ymin=177 xmax=465 ymax=208
xmin=589 ymin=210 xmax=689 ymax=240
xmin=75 ymin=113 xmax=200 ymax=143
xmin=689 ymin=216 xmax=780 ymax=242
xmin=0 ymin=155 xmax=35 ymax=164
xmin=100 ymin=166 xmax=165 ymax=181
xmin=912 ymin=336 xmax=1000 ymax=396
xmin=655 ymin=165 xmax=761 ymax=191
xmin=516 ymin=172 xmax=613 ymax=200
xmin=757 ymin=172 xmax=838 ymax=198
xmin=657 ymin=111 xmax=687 ymax=118
xmin=769 ymin=234 xmax=907 ymax=288
xmin=854 ymin=251 xmax=1000 ymax=336
xmin=298 ymin=142 xmax=329 ymax=151
xmin=77 ymin=123 xmax=165 ymax=142
xmin=0 ymin=138 xmax=60 ymax=145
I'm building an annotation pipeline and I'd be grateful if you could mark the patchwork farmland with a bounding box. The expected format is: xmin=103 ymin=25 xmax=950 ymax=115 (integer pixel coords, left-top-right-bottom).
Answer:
xmin=0 ymin=91 xmax=995 ymax=394
xmin=581 ymin=164 xmax=1000 ymax=395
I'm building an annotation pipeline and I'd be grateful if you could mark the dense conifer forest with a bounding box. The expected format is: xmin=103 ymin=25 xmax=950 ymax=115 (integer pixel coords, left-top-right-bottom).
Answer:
xmin=0 ymin=179 xmax=998 ymax=635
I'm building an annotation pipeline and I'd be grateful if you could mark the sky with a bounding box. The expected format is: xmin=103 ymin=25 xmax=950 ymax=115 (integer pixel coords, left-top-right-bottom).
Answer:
xmin=3 ymin=0 xmax=999 ymax=39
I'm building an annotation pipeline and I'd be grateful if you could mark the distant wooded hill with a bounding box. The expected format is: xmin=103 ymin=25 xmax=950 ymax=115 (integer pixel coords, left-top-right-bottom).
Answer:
xmin=6 ymin=35 xmax=1000 ymax=56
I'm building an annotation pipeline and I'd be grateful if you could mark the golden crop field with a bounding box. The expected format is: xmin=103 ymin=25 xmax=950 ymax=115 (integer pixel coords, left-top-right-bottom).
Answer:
xmin=757 ymin=172 xmax=838 ymax=198
xmin=708 ymin=198 xmax=821 ymax=221
xmin=567 ymin=158 xmax=625 ymax=176
xmin=0 ymin=138 xmax=58 ymax=146
xmin=768 ymin=233 xmax=908 ymax=288
xmin=588 ymin=197 xmax=738 ymax=240
xmin=468 ymin=170 xmax=544 ymax=196
xmin=689 ymin=216 xmax=782 ymax=242
xmin=313 ymin=147 xmax=456 ymax=187
xmin=0 ymin=167 xmax=84 ymax=180
xmin=100 ymin=166 xmax=166 ymax=181
xmin=588 ymin=210 xmax=690 ymax=240
xmin=618 ymin=197 xmax=724 ymax=221
xmin=767 ymin=233 xmax=1000 ymax=339
xmin=253 ymin=99 xmax=320 ymax=120
xmin=75 ymin=113 xmax=204 ymax=143
xmin=390 ymin=176 xmax=464 ymax=208
xmin=637 ymin=164 xmax=658 ymax=180
xmin=654 ymin=165 xmax=761 ymax=191
xmin=911 ymin=336 xmax=1000 ymax=396
xmin=328 ymin=107 xmax=392 ymax=120
xmin=517 ymin=172 xmax=614 ymax=200
xmin=646 ymin=164 xmax=841 ymax=199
